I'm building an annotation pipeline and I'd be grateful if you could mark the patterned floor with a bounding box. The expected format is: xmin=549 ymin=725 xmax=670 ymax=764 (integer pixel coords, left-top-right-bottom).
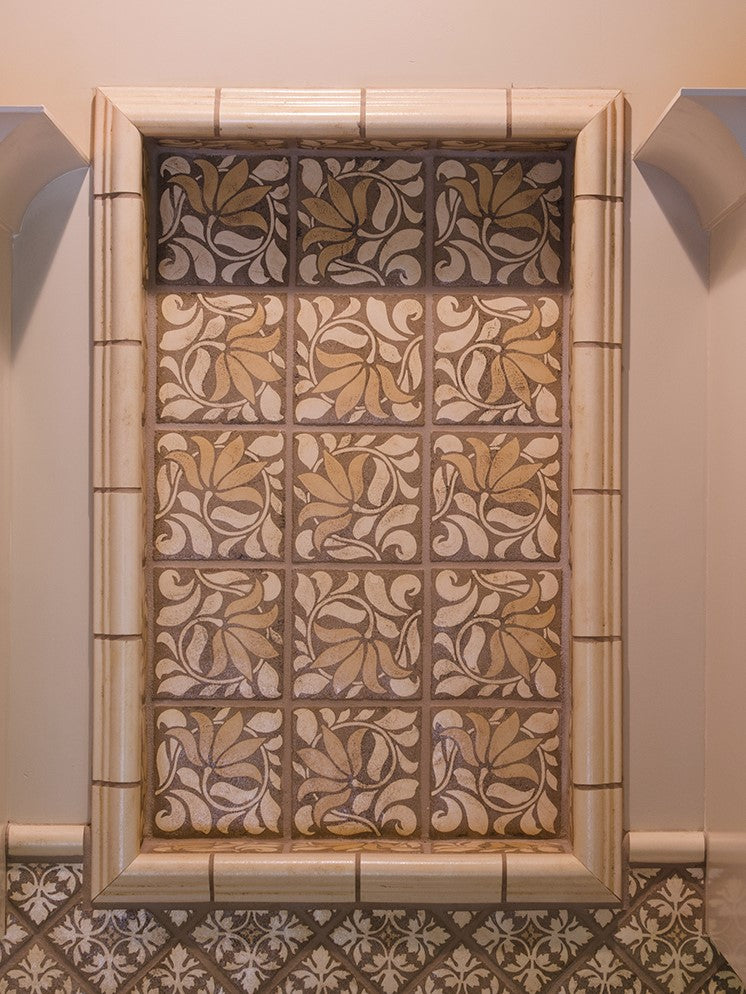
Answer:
xmin=0 ymin=861 xmax=743 ymax=993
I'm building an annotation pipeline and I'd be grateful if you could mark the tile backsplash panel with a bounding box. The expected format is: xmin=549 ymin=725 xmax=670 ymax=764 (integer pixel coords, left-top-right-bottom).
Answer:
xmin=146 ymin=141 xmax=572 ymax=846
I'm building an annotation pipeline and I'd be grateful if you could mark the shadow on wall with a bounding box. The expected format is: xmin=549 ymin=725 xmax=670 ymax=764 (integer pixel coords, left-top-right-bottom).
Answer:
xmin=635 ymin=162 xmax=709 ymax=285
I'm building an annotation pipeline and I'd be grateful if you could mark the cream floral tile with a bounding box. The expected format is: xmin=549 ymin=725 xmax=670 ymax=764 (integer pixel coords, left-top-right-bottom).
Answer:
xmin=0 ymin=910 xmax=30 ymax=967
xmin=7 ymin=862 xmax=83 ymax=925
xmin=154 ymin=707 xmax=282 ymax=836
xmin=434 ymin=295 xmax=562 ymax=425
xmin=132 ymin=945 xmax=229 ymax=994
xmin=411 ymin=945 xmax=508 ymax=994
xmin=275 ymin=948 xmax=363 ymax=994
xmin=555 ymin=946 xmax=655 ymax=994
xmin=434 ymin=157 xmax=564 ymax=286
xmin=157 ymin=153 xmax=289 ymax=285
xmin=431 ymin=708 xmax=560 ymax=836
xmin=432 ymin=569 xmax=561 ymax=699
xmin=293 ymin=570 xmax=422 ymax=699
xmin=706 ymin=967 xmax=746 ymax=993
xmin=0 ymin=944 xmax=84 ymax=994
xmin=295 ymin=295 xmax=424 ymax=424
xmin=157 ymin=293 xmax=286 ymax=423
xmin=154 ymin=568 xmax=283 ymax=699
xmin=297 ymin=157 xmax=425 ymax=286
xmin=293 ymin=707 xmax=420 ymax=837
xmin=154 ymin=430 xmax=284 ymax=560
xmin=431 ymin=433 xmax=561 ymax=561
xmin=293 ymin=432 xmax=421 ymax=562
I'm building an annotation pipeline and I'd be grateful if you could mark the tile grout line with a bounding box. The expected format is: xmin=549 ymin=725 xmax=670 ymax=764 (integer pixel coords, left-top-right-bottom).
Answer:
xmin=213 ymin=88 xmax=221 ymax=139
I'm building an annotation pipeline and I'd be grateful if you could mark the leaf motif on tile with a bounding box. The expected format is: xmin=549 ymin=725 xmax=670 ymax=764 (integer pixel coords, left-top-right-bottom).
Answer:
xmin=154 ymin=707 xmax=283 ymax=836
xmin=434 ymin=295 xmax=562 ymax=425
xmin=157 ymin=293 xmax=286 ymax=423
xmin=298 ymin=157 xmax=425 ymax=286
xmin=155 ymin=431 xmax=284 ymax=560
xmin=293 ymin=570 xmax=422 ymax=698
xmin=154 ymin=568 xmax=283 ymax=699
xmin=433 ymin=569 xmax=560 ymax=699
xmin=295 ymin=295 xmax=424 ymax=424
xmin=555 ymin=945 xmax=652 ymax=994
xmin=132 ymin=944 xmax=229 ymax=994
xmin=434 ymin=158 xmax=564 ymax=286
xmin=294 ymin=432 xmax=421 ymax=562
xmin=431 ymin=708 xmax=560 ymax=836
xmin=0 ymin=910 xmax=30 ymax=966
xmin=157 ymin=154 xmax=289 ymax=285
xmin=293 ymin=708 xmax=420 ymax=837
xmin=432 ymin=433 xmax=560 ymax=561
xmin=274 ymin=947 xmax=363 ymax=994
xmin=411 ymin=945 xmax=507 ymax=994
xmin=0 ymin=943 xmax=83 ymax=994
xmin=7 ymin=862 xmax=83 ymax=925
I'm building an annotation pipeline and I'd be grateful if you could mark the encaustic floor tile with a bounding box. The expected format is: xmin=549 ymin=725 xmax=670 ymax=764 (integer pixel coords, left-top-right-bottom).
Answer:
xmin=156 ymin=292 xmax=287 ymax=424
xmin=7 ymin=862 xmax=83 ymax=926
xmin=154 ymin=706 xmax=283 ymax=837
xmin=410 ymin=944 xmax=511 ymax=994
xmin=156 ymin=152 xmax=290 ymax=286
xmin=274 ymin=947 xmax=364 ymax=994
xmin=294 ymin=294 xmax=425 ymax=425
xmin=293 ymin=569 xmax=423 ymax=699
xmin=130 ymin=945 xmax=229 ymax=994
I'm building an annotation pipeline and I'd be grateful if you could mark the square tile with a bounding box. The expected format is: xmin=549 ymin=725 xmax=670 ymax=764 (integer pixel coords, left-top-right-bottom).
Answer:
xmin=154 ymin=706 xmax=283 ymax=836
xmin=431 ymin=432 xmax=561 ymax=561
xmin=297 ymin=157 xmax=425 ymax=286
xmin=293 ymin=569 xmax=422 ymax=699
xmin=292 ymin=707 xmax=420 ymax=837
xmin=431 ymin=707 xmax=560 ymax=836
xmin=434 ymin=157 xmax=565 ymax=286
xmin=157 ymin=292 xmax=286 ymax=423
xmin=154 ymin=430 xmax=284 ymax=560
xmin=295 ymin=294 xmax=424 ymax=424
xmin=432 ymin=569 xmax=561 ymax=699
xmin=156 ymin=152 xmax=290 ymax=285
xmin=293 ymin=432 xmax=421 ymax=562
xmin=154 ymin=567 xmax=283 ymax=699
xmin=434 ymin=294 xmax=562 ymax=425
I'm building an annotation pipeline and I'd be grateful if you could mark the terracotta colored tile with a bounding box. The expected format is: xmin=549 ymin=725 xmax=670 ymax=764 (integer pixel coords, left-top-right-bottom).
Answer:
xmin=293 ymin=432 xmax=421 ymax=562
xmin=295 ymin=294 xmax=424 ymax=425
xmin=433 ymin=295 xmax=562 ymax=425
xmin=154 ymin=430 xmax=284 ymax=560
xmin=297 ymin=156 xmax=425 ymax=287
xmin=433 ymin=156 xmax=565 ymax=287
xmin=292 ymin=707 xmax=420 ymax=838
xmin=154 ymin=567 xmax=283 ymax=699
xmin=293 ymin=569 xmax=422 ymax=699
xmin=431 ymin=432 xmax=561 ymax=561
xmin=154 ymin=706 xmax=283 ymax=836
xmin=157 ymin=292 xmax=286 ymax=423
xmin=431 ymin=708 xmax=560 ymax=837
xmin=432 ymin=568 xmax=561 ymax=699
xmin=156 ymin=152 xmax=289 ymax=286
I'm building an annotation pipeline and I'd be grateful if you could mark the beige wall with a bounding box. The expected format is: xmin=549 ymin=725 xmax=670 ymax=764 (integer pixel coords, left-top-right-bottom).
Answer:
xmin=4 ymin=0 xmax=746 ymax=829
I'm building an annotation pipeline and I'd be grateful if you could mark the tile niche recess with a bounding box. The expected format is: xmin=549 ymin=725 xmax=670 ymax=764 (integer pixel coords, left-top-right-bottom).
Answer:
xmin=92 ymin=88 xmax=623 ymax=906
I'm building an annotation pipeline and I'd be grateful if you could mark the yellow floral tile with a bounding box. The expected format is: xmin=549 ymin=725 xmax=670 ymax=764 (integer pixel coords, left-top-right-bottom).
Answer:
xmin=292 ymin=707 xmax=420 ymax=837
xmin=153 ymin=568 xmax=283 ymax=699
xmin=157 ymin=293 xmax=286 ymax=423
xmin=295 ymin=295 xmax=424 ymax=424
xmin=433 ymin=569 xmax=561 ymax=699
xmin=297 ymin=157 xmax=425 ymax=287
xmin=154 ymin=707 xmax=283 ymax=836
xmin=431 ymin=433 xmax=561 ymax=561
xmin=154 ymin=430 xmax=284 ymax=560
xmin=157 ymin=153 xmax=289 ymax=285
xmin=431 ymin=708 xmax=560 ymax=837
xmin=434 ymin=295 xmax=562 ymax=425
xmin=434 ymin=157 xmax=565 ymax=286
xmin=293 ymin=432 xmax=421 ymax=562
xmin=293 ymin=570 xmax=422 ymax=699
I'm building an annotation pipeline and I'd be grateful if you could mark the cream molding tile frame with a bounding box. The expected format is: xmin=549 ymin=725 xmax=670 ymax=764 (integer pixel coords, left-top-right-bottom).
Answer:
xmin=91 ymin=86 xmax=625 ymax=906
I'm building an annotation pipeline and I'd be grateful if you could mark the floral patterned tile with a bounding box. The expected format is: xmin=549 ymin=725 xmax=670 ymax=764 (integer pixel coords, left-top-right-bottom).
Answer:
xmin=293 ymin=432 xmax=421 ymax=562
xmin=434 ymin=157 xmax=564 ymax=287
xmin=433 ymin=295 xmax=562 ymax=425
xmin=297 ymin=157 xmax=425 ymax=287
xmin=7 ymin=862 xmax=83 ymax=925
xmin=153 ymin=567 xmax=283 ymax=699
xmin=431 ymin=433 xmax=561 ymax=561
xmin=410 ymin=945 xmax=510 ymax=994
xmin=154 ymin=706 xmax=283 ymax=836
xmin=431 ymin=708 xmax=560 ymax=837
xmin=274 ymin=947 xmax=365 ymax=994
xmin=131 ymin=945 xmax=229 ymax=994
xmin=293 ymin=569 xmax=422 ymax=699
xmin=157 ymin=292 xmax=286 ymax=423
xmin=0 ymin=943 xmax=86 ymax=994
xmin=295 ymin=295 xmax=424 ymax=425
xmin=705 ymin=965 xmax=746 ymax=993
xmin=432 ymin=569 xmax=561 ymax=700
xmin=154 ymin=430 xmax=284 ymax=560
xmin=0 ymin=909 xmax=31 ymax=967
xmin=555 ymin=945 xmax=657 ymax=994
xmin=157 ymin=153 xmax=289 ymax=286
xmin=292 ymin=707 xmax=420 ymax=838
